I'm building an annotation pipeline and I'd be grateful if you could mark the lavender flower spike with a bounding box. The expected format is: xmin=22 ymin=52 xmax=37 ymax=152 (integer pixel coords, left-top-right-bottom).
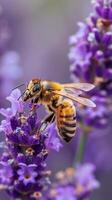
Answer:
xmin=0 ymin=89 xmax=62 ymax=200
xmin=45 ymin=163 xmax=100 ymax=200
xmin=69 ymin=0 xmax=112 ymax=128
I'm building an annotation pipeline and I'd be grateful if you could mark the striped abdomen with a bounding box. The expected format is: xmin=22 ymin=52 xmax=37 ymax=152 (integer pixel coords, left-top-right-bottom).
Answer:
xmin=56 ymin=99 xmax=76 ymax=142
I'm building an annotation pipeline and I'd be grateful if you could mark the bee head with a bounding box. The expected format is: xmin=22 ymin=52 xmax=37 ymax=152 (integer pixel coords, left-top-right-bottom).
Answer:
xmin=23 ymin=79 xmax=42 ymax=101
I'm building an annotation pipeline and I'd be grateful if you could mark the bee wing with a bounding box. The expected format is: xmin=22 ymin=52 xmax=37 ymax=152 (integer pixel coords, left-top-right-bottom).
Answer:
xmin=53 ymin=90 xmax=96 ymax=108
xmin=65 ymin=88 xmax=82 ymax=96
xmin=62 ymin=83 xmax=95 ymax=92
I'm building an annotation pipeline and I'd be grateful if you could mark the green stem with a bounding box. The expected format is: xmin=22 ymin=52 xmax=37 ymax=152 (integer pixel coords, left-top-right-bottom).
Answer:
xmin=74 ymin=125 xmax=91 ymax=167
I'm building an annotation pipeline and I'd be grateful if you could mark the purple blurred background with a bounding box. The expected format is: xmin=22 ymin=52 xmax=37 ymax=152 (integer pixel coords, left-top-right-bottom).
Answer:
xmin=0 ymin=0 xmax=112 ymax=199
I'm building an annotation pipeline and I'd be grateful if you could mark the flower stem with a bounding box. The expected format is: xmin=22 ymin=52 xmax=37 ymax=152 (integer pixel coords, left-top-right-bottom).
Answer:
xmin=74 ymin=125 xmax=91 ymax=166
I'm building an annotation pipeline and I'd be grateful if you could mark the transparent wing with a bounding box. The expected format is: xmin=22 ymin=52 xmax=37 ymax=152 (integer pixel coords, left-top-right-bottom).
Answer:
xmin=65 ymin=88 xmax=82 ymax=96
xmin=62 ymin=83 xmax=95 ymax=92
xmin=53 ymin=90 xmax=96 ymax=108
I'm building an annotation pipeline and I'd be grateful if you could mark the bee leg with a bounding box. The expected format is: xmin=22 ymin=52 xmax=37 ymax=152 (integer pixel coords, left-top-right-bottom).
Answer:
xmin=30 ymin=97 xmax=39 ymax=111
xmin=39 ymin=113 xmax=55 ymax=132
xmin=30 ymin=102 xmax=37 ymax=111
xmin=34 ymin=96 xmax=39 ymax=104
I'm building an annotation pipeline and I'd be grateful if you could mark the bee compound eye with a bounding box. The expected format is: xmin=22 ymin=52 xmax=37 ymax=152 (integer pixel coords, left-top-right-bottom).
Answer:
xmin=33 ymin=84 xmax=40 ymax=92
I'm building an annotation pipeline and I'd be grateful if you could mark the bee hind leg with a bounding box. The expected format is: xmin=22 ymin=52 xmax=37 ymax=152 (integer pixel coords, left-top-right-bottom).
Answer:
xmin=39 ymin=113 xmax=55 ymax=132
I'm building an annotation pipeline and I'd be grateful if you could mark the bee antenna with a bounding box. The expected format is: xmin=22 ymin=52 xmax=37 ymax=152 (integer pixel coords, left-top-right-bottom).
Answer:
xmin=11 ymin=83 xmax=25 ymax=92
xmin=17 ymin=90 xmax=26 ymax=100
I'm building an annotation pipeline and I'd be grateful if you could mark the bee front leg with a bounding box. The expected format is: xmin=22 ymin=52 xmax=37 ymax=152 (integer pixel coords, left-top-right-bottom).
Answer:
xmin=31 ymin=97 xmax=39 ymax=111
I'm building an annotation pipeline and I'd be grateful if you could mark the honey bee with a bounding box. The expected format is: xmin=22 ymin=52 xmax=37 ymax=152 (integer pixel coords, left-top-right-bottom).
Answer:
xmin=21 ymin=79 xmax=96 ymax=142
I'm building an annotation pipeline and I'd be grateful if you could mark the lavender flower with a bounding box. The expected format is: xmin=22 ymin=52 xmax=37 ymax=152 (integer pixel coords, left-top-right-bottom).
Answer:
xmin=45 ymin=123 xmax=63 ymax=152
xmin=69 ymin=0 xmax=112 ymax=127
xmin=0 ymin=89 xmax=62 ymax=200
xmin=45 ymin=163 xmax=100 ymax=200
xmin=67 ymin=0 xmax=112 ymax=176
xmin=0 ymin=161 xmax=13 ymax=185
xmin=79 ymin=95 xmax=110 ymax=128
xmin=17 ymin=163 xmax=38 ymax=186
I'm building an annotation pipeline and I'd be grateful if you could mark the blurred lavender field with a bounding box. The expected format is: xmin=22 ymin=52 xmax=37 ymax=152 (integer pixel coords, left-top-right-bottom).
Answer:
xmin=0 ymin=0 xmax=112 ymax=200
